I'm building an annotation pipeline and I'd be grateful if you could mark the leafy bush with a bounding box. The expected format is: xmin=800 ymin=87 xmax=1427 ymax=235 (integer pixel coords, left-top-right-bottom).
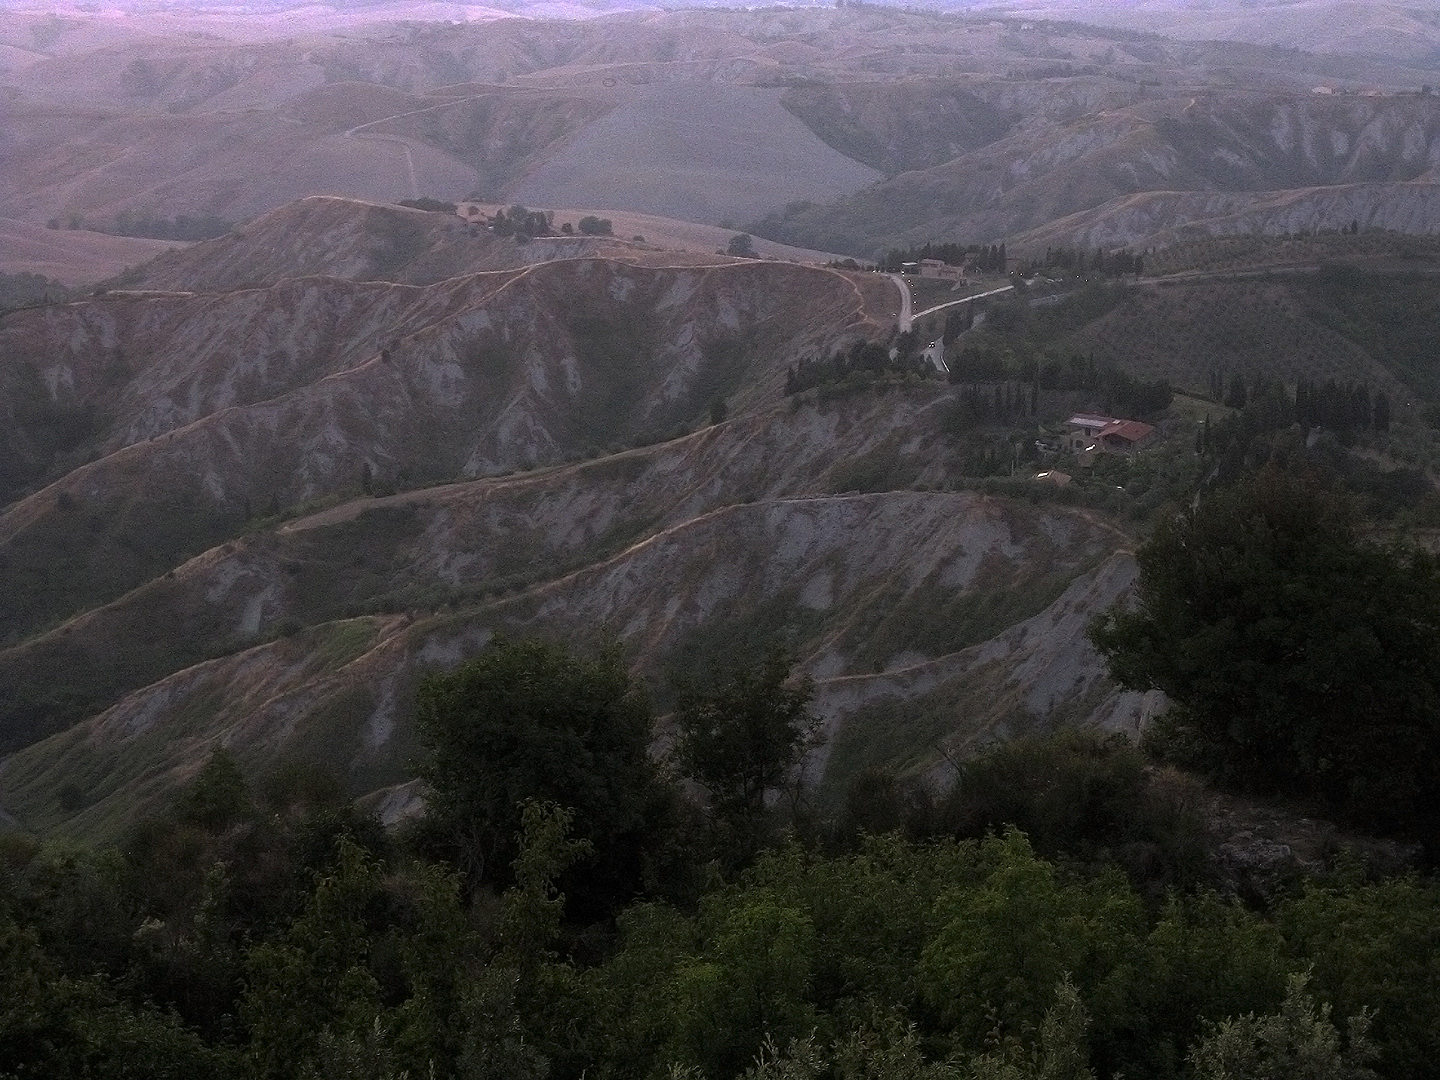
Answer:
xmin=1091 ymin=465 xmax=1440 ymax=834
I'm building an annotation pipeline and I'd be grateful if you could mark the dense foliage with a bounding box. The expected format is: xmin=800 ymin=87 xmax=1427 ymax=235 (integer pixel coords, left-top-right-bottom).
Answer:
xmin=1014 ymin=248 xmax=1144 ymax=278
xmin=0 ymin=272 xmax=69 ymax=315
xmin=413 ymin=638 xmax=670 ymax=912
xmin=47 ymin=212 xmax=235 ymax=240
xmin=1091 ymin=466 xmax=1440 ymax=833
xmin=878 ymin=243 xmax=1007 ymax=273
xmin=785 ymin=337 xmax=939 ymax=396
xmin=4 ymin=637 xmax=1440 ymax=1079
xmin=489 ymin=205 xmax=555 ymax=240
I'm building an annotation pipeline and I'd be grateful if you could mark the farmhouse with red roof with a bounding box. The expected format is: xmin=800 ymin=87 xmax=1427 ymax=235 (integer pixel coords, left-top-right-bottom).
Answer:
xmin=1065 ymin=414 xmax=1156 ymax=455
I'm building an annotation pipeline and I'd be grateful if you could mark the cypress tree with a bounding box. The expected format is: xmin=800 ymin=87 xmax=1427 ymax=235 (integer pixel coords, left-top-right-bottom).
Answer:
xmin=1374 ymin=392 xmax=1392 ymax=433
xmin=1225 ymin=375 xmax=1248 ymax=410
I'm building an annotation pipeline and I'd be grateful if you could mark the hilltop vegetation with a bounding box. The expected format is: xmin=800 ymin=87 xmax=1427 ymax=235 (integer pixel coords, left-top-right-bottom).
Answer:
xmin=3 ymin=649 xmax=1438 ymax=1080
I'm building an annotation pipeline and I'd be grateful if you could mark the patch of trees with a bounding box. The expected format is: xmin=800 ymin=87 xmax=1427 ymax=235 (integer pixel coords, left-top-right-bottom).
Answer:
xmin=1295 ymin=377 xmax=1390 ymax=434
xmin=48 ymin=212 xmax=235 ymax=240
xmin=726 ymin=233 xmax=756 ymax=257
xmin=576 ymin=215 xmax=613 ymax=236
xmin=488 ymin=204 xmax=554 ymax=240
xmin=784 ymin=336 xmax=939 ymax=395
xmin=1197 ymin=384 xmax=1430 ymax=521
xmin=398 ymin=197 xmax=458 ymax=214
xmin=0 ymin=271 xmax=68 ymax=315
xmin=947 ymin=378 xmax=1037 ymax=425
xmin=946 ymin=348 xmax=1172 ymax=420
xmin=1205 ymin=371 xmax=1391 ymax=438
xmin=1092 ymin=465 xmax=1440 ymax=836
xmin=6 ymin=662 xmax=1440 ymax=1079
xmin=1015 ymin=247 xmax=1144 ymax=277
xmin=878 ymin=242 xmax=1007 ymax=273
xmin=1035 ymin=352 xmax=1173 ymax=416
xmin=412 ymin=639 xmax=668 ymax=914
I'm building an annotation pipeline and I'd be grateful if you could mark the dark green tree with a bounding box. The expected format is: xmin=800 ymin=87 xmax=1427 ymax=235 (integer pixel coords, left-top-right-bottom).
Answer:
xmin=414 ymin=637 xmax=664 ymax=901
xmin=1224 ymin=375 xmax=1248 ymax=410
xmin=669 ymin=652 xmax=822 ymax=869
xmin=1187 ymin=973 xmax=1376 ymax=1080
xmin=174 ymin=749 xmax=250 ymax=832
xmin=1089 ymin=466 xmax=1440 ymax=831
xmin=727 ymin=233 xmax=756 ymax=257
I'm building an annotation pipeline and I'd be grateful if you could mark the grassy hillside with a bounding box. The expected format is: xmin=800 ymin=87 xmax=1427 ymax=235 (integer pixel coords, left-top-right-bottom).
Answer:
xmin=779 ymin=79 xmax=1011 ymax=178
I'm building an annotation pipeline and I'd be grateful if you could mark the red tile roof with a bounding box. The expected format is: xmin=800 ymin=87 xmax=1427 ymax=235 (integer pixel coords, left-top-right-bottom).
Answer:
xmin=1098 ymin=419 xmax=1155 ymax=443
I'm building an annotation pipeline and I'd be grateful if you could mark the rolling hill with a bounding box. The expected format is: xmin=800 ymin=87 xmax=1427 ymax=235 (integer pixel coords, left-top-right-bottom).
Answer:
xmin=6 ymin=2 xmax=1440 ymax=261
xmin=1004 ymin=181 xmax=1440 ymax=253
xmin=753 ymin=91 xmax=1440 ymax=255
xmin=0 ymin=192 xmax=1153 ymax=838
xmin=0 ymin=218 xmax=185 ymax=285
xmin=9 ymin=3 xmax=1440 ymax=844
xmin=7 ymin=194 xmax=1440 ymax=839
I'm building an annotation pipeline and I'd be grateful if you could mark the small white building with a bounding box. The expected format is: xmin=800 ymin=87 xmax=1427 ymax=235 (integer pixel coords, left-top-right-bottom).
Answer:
xmin=918 ymin=258 xmax=965 ymax=282
xmin=1066 ymin=413 xmax=1115 ymax=452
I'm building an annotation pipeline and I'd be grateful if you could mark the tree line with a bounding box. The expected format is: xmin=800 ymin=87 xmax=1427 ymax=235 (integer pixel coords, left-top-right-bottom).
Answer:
xmin=488 ymin=205 xmax=556 ymax=240
xmin=1014 ymin=247 xmax=1144 ymax=278
xmin=1093 ymin=464 xmax=1440 ymax=835
xmin=47 ymin=212 xmax=235 ymax=241
xmin=4 ymin=618 xmax=1440 ymax=1078
xmin=944 ymin=347 xmax=1172 ymax=420
xmin=878 ymin=243 xmax=1008 ymax=273
xmin=1205 ymin=372 xmax=1392 ymax=438
xmin=784 ymin=337 xmax=940 ymax=395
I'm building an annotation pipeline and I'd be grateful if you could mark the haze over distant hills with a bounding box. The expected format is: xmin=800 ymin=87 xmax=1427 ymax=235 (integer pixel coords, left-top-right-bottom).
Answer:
xmin=4 ymin=0 xmax=1440 ymax=275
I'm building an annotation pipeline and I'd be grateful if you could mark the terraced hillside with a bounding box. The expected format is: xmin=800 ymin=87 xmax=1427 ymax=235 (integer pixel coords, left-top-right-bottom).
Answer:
xmin=0 ymin=478 xmax=1146 ymax=840
xmin=0 ymin=211 xmax=896 ymax=655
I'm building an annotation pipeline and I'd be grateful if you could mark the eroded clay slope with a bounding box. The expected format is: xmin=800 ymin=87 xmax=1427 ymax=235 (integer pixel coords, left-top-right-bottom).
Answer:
xmin=1006 ymin=182 xmax=1440 ymax=252
xmin=0 ymin=387 xmax=959 ymax=750
xmin=0 ymin=254 xmax=887 ymax=647
xmin=760 ymin=92 xmax=1440 ymax=253
xmin=0 ymin=488 xmax=1134 ymax=839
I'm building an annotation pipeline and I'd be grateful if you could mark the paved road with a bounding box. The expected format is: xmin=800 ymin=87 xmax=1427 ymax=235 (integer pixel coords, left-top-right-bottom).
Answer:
xmin=911 ymin=284 xmax=1015 ymax=322
xmin=887 ymin=272 xmax=912 ymax=331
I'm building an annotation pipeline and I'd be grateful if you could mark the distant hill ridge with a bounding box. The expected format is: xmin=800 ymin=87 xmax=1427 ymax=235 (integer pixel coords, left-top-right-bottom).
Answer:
xmin=754 ymin=92 xmax=1440 ymax=254
xmin=1006 ymin=181 xmax=1440 ymax=252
